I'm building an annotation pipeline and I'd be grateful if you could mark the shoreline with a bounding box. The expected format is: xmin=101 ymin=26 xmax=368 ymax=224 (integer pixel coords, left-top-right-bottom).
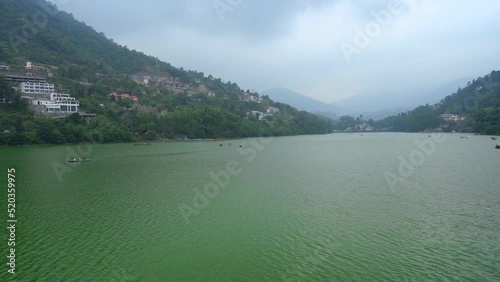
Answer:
xmin=1 ymin=132 xmax=499 ymax=147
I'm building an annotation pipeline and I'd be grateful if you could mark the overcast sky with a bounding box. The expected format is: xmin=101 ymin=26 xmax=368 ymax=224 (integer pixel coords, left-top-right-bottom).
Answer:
xmin=52 ymin=0 xmax=500 ymax=108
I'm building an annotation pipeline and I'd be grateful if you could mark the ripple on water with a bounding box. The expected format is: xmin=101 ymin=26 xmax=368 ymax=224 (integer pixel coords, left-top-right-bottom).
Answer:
xmin=2 ymin=136 xmax=499 ymax=281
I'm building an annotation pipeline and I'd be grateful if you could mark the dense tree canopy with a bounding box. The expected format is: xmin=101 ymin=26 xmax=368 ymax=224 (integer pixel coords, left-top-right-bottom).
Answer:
xmin=1 ymin=0 xmax=498 ymax=147
xmin=370 ymin=71 xmax=499 ymax=134
xmin=0 ymin=0 xmax=333 ymax=146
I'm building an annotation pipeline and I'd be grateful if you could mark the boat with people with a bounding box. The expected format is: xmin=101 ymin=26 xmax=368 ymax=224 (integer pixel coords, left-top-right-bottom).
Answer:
xmin=68 ymin=157 xmax=91 ymax=162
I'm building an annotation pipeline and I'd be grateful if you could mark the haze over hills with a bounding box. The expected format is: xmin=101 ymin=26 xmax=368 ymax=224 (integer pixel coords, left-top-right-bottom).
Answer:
xmin=264 ymin=76 xmax=477 ymax=120
xmin=333 ymin=77 xmax=476 ymax=112
xmin=261 ymin=88 xmax=350 ymax=119
xmin=0 ymin=0 xmax=498 ymax=148
xmin=55 ymin=0 xmax=500 ymax=109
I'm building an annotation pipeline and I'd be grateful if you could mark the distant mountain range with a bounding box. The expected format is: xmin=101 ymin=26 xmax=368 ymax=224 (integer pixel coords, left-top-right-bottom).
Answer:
xmin=262 ymin=88 xmax=412 ymax=120
xmin=334 ymin=77 xmax=475 ymax=111
xmin=261 ymin=88 xmax=350 ymax=118
xmin=263 ymin=76 xmax=476 ymax=120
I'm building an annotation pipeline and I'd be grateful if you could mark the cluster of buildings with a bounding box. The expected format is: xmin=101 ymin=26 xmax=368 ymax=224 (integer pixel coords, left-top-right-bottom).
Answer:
xmin=1 ymin=61 xmax=80 ymax=114
xmin=130 ymin=73 xmax=178 ymax=83
xmin=130 ymin=73 xmax=190 ymax=90
xmin=25 ymin=61 xmax=50 ymax=72
xmin=0 ymin=62 xmax=10 ymax=70
xmin=31 ymin=93 xmax=79 ymax=113
xmin=20 ymin=81 xmax=80 ymax=114
xmin=353 ymin=124 xmax=375 ymax=132
xmin=248 ymin=107 xmax=280 ymax=121
xmin=159 ymin=81 xmax=189 ymax=90
xmin=239 ymin=93 xmax=263 ymax=103
xmin=109 ymin=92 xmax=139 ymax=101
xmin=1 ymin=61 xmax=51 ymax=83
xmin=439 ymin=114 xmax=466 ymax=122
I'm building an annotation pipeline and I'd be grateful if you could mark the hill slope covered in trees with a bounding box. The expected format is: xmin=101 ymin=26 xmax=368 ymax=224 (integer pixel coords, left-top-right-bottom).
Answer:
xmin=332 ymin=71 xmax=500 ymax=135
xmin=0 ymin=0 xmax=331 ymax=145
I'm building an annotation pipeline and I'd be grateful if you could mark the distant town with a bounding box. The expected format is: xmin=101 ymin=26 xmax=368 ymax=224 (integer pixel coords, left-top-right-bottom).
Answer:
xmin=0 ymin=61 xmax=280 ymax=121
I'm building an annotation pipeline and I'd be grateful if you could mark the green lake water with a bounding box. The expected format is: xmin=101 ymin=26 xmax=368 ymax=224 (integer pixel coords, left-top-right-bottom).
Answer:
xmin=0 ymin=133 xmax=499 ymax=281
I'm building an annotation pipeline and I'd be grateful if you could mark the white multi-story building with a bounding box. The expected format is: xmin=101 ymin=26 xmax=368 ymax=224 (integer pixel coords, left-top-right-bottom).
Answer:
xmin=46 ymin=93 xmax=79 ymax=113
xmin=20 ymin=82 xmax=54 ymax=94
xmin=31 ymin=93 xmax=79 ymax=113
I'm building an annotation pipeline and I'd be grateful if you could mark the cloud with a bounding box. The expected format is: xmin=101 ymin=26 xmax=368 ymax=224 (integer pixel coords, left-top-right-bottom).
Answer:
xmin=56 ymin=0 xmax=500 ymax=109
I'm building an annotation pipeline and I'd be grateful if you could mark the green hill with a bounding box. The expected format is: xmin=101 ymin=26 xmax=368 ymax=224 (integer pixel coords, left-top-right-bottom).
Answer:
xmin=0 ymin=0 xmax=331 ymax=145
xmin=375 ymin=71 xmax=500 ymax=134
xmin=332 ymin=71 xmax=500 ymax=135
xmin=0 ymin=0 xmax=181 ymax=78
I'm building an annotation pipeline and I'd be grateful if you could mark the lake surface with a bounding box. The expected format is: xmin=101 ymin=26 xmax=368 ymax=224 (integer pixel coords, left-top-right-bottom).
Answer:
xmin=0 ymin=133 xmax=499 ymax=281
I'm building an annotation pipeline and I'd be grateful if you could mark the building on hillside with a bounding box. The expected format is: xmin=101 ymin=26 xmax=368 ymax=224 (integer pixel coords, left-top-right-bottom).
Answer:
xmin=95 ymin=73 xmax=110 ymax=79
xmin=25 ymin=62 xmax=49 ymax=71
xmin=248 ymin=110 xmax=268 ymax=121
xmin=239 ymin=94 xmax=252 ymax=102
xmin=29 ymin=95 xmax=52 ymax=105
xmin=109 ymin=92 xmax=138 ymax=101
xmin=239 ymin=93 xmax=263 ymax=103
xmin=3 ymin=74 xmax=46 ymax=84
xmin=28 ymin=93 xmax=79 ymax=113
xmin=439 ymin=114 xmax=466 ymax=122
xmin=158 ymin=81 xmax=188 ymax=89
xmin=44 ymin=100 xmax=79 ymax=113
xmin=267 ymin=107 xmax=280 ymax=115
xmin=0 ymin=62 xmax=10 ymax=70
xmin=20 ymin=82 xmax=55 ymax=94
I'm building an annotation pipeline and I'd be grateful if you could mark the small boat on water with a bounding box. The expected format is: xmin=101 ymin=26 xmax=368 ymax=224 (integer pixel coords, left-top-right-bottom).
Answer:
xmin=491 ymin=137 xmax=498 ymax=140
xmin=496 ymin=145 xmax=500 ymax=149
xmin=68 ymin=158 xmax=91 ymax=162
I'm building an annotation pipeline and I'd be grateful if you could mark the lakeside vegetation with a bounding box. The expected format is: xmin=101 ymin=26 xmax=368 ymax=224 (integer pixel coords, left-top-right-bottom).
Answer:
xmin=0 ymin=0 xmax=498 ymax=147
xmin=0 ymin=76 xmax=331 ymax=146
xmin=0 ymin=0 xmax=331 ymax=146
xmin=332 ymin=71 xmax=500 ymax=135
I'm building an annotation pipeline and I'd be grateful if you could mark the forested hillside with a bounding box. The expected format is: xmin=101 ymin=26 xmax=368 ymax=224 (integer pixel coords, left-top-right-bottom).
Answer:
xmin=332 ymin=71 xmax=500 ymax=135
xmin=0 ymin=0 xmax=331 ymax=145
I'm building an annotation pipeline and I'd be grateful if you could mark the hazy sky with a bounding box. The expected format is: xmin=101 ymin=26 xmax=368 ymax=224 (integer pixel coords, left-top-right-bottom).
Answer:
xmin=51 ymin=0 xmax=500 ymax=108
